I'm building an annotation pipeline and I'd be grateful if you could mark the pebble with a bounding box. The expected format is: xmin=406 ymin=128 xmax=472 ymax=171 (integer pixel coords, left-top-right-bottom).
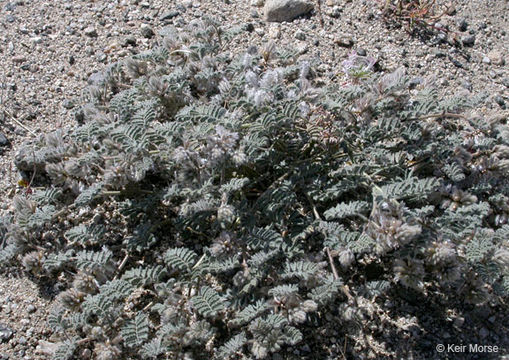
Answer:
xmin=84 ymin=26 xmax=98 ymax=37
xmin=0 ymin=133 xmax=9 ymax=148
xmin=160 ymin=11 xmax=180 ymax=21
xmin=26 ymin=305 xmax=36 ymax=314
xmin=479 ymin=327 xmax=489 ymax=339
xmin=5 ymin=15 xmax=16 ymax=23
xmin=494 ymin=95 xmax=505 ymax=109
xmin=0 ymin=324 xmax=13 ymax=342
xmin=264 ymin=0 xmax=314 ymax=22
xmin=11 ymin=56 xmax=26 ymax=64
xmin=18 ymin=337 xmax=26 ymax=345
xmin=334 ymin=35 xmax=354 ymax=48
xmin=461 ymin=81 xmax=472 ymax=91
xmin=487 ymin=50 xmax=504 ymax=66
xmin=356 ymin=48 xmax=367 ymax=56
xmin=140 ymin=23 xmax=154 ymax=38
xmin=30 ymin=37 xmax=42 ymax=45
xmin=294 ymin=29 xmax=305 ymax=40
xmin=482 ymin=56 xmax=491 ymax=64
xmin=457 ymin=18 xmax=468 ymax=32
xmin=124 ymin=36 xmax=137 ymax=46
xmin=69 ymin=55 xmax=75 ymax=65
xmin=461 ymin=35 xmax=475 ymax=46
xmin=502 ymin=78 xmax=509 ymax=88
xmin=62 ymin=99 xmax=74 ymax=110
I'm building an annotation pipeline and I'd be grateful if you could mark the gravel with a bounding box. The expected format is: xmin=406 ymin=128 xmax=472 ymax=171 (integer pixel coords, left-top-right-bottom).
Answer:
xmin=0 ymin=0 xmax=508 ymax=358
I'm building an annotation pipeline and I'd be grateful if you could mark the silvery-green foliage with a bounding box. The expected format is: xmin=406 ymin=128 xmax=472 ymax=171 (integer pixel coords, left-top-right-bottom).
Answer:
xmin=3 ymin=17 xmax=509 ymax=359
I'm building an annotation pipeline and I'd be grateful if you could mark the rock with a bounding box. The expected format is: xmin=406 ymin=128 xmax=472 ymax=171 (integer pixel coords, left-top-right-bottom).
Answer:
xmin=461 ymin=81 xmax=472 ymax=91
xmin=457 ymin=18 xmax=468 ymax=32
xmin=96 ymin=52 xmax=107 ymax=63
xmin=0 ymin=324 xmax=13 ymax=342
xmin=140 ymin=24 xmax=154 ymax=38
xmin=84 ymin=26 xmax=97 ymax=38
xmin=502 ymin=78 xmax=509 ymax=88
xmin=356 ymin=48 xmax=367 ymax=56
xmin=69 ymin=55 xmax=75 ymax=65
xmin=5 ymin=15 xmax=16 ymax=23
xmin=461 ymin=35 xmax=475 ymax=46
xmin=479 ymin=327 xmax=489 ymax=339
xmin=12 ymin=56 xmax=26 ymax=64
xmin=0 ymin=133 xmax=10 ymax=147
xmin=488 ymin=50 xmax=504 ymax=66
xmin=30 ymin=36 xmax=42 ymax=44
xmin=87 ymin=71 xmax=106 ymax=86
xmin=26 ymin=304 xmax=36 ymax=314
xmin=160 ymin=10 xmax=180 ymax=21
xmin=124 ymin=36 xmax=137 ymax=46
xmin=18 ymin=336 xmax=27 ymax=345
xmin=328 ymin=6 xmax=341 ymax=18
xmin=453 ymin=316 xmax=465 ymax=328
xmin=334 ymin=36 xmax=354 ymax=48
xmin=62 ymin=99 xmax=74 ymax=110
xmin=243 ymin=22 xmax=255 ymax=32
xmin=294 ymin=29 xmax=306 ymax=40
xmin=482 ymin=56 xmax=491 ymax=64
xmin=494 ymin=95 xmax=505 ymax=109
xmin=264 ymin=0 xmax=313 ymax=22
xmin=251 ymin=0 xmax=265 ymax=6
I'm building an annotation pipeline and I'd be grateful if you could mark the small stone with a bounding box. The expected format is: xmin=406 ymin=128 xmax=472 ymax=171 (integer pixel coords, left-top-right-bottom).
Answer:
xmin=457 ymin=18 xmax=468 ymax=32
xmin=328 ymin=5 xmax=341 ymax=18
xmin=0 ymin=325 xmax=13 ymax=342
xmin=62 ymin=100 xmax=74 ymax=110
xmin=30 ymin=36 xmax=42 ymax=44
xmin=18 ymin=337 xmax=26 ymax=345
xmin=243 ymin=23 xmax=255 ymax=32
xmin=453 ymin=316 xmax=465 ymax=328
xmin=356 ymin=48 xmax=367 ymax=56
xmin=334 ymin=36 xmax=354 ymax=48
xmin=300 ymin=344 xmax=311 ymax=353
xmin=448 ymin=55 xmax=464 ymax=68
xmin=69 ymin=55 xmax=75 ymax=65
xmin=268 ymin=25 xmax=281 ymax=39
xmin=254 ymin=28 xmax=265 ymax=36
xmin=87 ymin=71 xmax=106 ymax=86
xmin=160 ymin=10 xmax=180 ymax=21
xmin=96 ymin=52 xmax=107 ymax=63
xmin=251 ymin=0 xmax=264 ymax=6
xmin=479 ymin=327 xmax=489 ymax=339
xmin=461 ymin=35 xmax=475 ymax=46
xmin=84 ymin=26 xmax=97 ymax=38
xmin=488 ymin=50 xmax=505 ymax=66
xmin=5 ymin=15 xmax=16 ymax=23
xmin=264 ymin=0 xmax=314 ymax=22
xmin=296 ymin=43 xmax=308 ymax=55
xmin=461 ymin=81 xmax=472 ymax=91
xmin=494 ymin=95 xmax=506 ymax=109
xmin=0 ymin=133 xmax=10 ymax=147
xmin=124 ymin=36 xmax=137 ymax=46
xmin=482 ymin=56 xmax=491 ymax=64
xmin=26 ymin=305 xmax=36 ymax=314
xmin=502 ymin=78 xmax=509 ymax=88
xmin=140 ymin=24 xmax=154 ymax=38
xmin=294 ymin=29 xmax=305 ymax=40
xmin=12 ymin=56 xmax=26 ymax=64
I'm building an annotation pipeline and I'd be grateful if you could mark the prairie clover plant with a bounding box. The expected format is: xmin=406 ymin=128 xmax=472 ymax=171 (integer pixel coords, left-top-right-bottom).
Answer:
xmin=0 ymin=17 xmax=508 ymax=359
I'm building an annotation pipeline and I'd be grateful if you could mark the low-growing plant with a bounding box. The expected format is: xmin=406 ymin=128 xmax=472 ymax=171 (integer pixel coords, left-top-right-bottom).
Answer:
xmin=379 ymin=0 xmax=451 ymax=38
xmin=1 ymin=17 xmax=508 ymax=359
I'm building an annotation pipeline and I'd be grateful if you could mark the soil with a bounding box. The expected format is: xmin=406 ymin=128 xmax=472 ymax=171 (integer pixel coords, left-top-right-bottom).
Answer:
xmin=0 ymin=0 xmax=507 ymax=359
